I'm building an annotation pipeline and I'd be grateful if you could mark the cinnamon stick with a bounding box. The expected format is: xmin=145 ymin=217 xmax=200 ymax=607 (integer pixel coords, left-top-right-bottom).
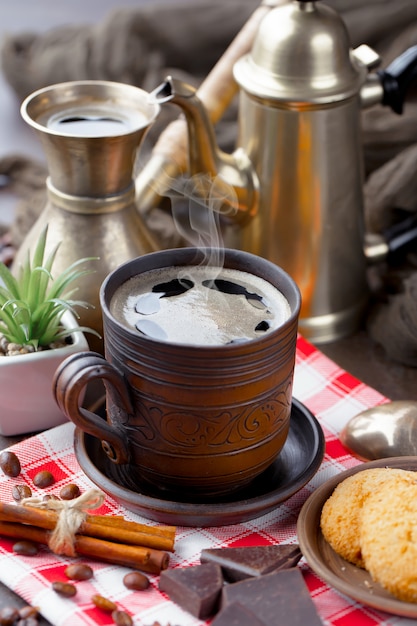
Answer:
xmin=0 ymin=502 xmax=175 ymax=551
xmin=0 ymin=520 xmax=169 ymax=574
xmin=80 ymin=519 xmax=174 ymax=552
xmin=87 ymin=514 xmax=176 ymax=544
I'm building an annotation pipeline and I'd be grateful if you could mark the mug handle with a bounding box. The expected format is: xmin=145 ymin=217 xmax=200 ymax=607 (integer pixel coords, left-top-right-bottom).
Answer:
xmin=53 ymin=351 xmax=133 ymax=464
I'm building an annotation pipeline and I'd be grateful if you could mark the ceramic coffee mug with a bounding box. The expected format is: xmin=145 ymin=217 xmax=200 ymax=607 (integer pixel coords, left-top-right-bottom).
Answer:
xmin=53 ymin=248 xmax=301 ymax=498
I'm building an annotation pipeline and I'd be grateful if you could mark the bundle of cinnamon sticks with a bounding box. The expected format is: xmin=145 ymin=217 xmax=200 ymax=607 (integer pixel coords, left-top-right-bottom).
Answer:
xmin=0 ymin=501 xmax=175 ymax=574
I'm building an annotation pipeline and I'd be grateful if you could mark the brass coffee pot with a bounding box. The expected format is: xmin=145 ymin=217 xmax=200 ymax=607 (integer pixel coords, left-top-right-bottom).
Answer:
xmin=136 ymin=0 xmax=417 ymax=343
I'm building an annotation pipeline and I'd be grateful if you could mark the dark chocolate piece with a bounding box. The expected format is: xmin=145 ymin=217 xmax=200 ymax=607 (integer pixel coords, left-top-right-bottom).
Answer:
xmin=221 ymin=567 xmax=323 ymax=626
xmin=158 ymin=562 xmax=223 ymax=619
xmin=200 ymin=543 xmax=302 ymax=582
xmin=211 ymin=601 xmax=265 ymax=626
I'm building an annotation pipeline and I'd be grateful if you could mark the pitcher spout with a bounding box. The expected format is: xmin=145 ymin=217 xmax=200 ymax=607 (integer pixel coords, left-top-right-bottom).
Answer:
xmin=151 ymin=76 xmax=258 ymax=224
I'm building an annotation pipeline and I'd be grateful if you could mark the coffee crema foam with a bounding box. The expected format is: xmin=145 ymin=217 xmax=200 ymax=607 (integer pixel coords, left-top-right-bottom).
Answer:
xmin=109 ymin=266 xmax=291 ymax=346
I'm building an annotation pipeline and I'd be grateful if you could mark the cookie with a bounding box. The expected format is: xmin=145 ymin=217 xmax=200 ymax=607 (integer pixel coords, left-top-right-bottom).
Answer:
xmin=360 ymin=475 xmax=417 ymax=602
xmin=320 ymin=468 xmax=417 ymax=567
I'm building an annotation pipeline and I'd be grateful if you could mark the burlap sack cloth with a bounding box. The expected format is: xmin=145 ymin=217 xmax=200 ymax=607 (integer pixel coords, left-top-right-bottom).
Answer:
xmin=2 ymin=0 xmax=417 ymax=365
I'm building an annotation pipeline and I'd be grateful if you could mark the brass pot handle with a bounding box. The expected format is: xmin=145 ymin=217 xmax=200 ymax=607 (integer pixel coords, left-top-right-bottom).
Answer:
xmin=53 ymin=351 xmax=133 ymax=464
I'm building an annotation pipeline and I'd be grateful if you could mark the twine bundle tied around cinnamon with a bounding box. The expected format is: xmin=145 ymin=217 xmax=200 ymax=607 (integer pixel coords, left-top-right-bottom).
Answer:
xmin=0 ymin=494 xmax=174 ymax=572
xmin=22 ymin=488 xmax=105 ymax=557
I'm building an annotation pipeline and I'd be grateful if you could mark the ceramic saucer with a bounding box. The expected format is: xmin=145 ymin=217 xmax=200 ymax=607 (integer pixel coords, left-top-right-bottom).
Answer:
xmin=74 ymin=398 xmax=325 ymax=526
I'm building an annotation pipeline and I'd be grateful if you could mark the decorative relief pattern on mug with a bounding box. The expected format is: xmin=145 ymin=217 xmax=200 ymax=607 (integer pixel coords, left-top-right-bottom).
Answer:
xmin=126 ymin=380 xmax=293 ymax=451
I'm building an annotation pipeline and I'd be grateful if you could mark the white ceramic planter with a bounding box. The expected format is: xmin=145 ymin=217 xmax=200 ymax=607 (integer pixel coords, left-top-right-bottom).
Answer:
xmin=0 ymin=311 xmax=89 ymax=436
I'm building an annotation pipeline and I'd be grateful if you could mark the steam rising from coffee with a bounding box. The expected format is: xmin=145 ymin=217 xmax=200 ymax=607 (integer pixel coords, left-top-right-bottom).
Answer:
xmin=127 ymin=162 xmax=290 ymax=345
xmin=159 ymin=170 xmax=238 ymax=270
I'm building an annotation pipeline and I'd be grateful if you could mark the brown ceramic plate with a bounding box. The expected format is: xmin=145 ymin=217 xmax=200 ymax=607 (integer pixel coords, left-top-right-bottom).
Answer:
xmin=74 ymin=398 xmax=324 ymax=527
xmin=297 ymin=457 xmax=417 ymax=618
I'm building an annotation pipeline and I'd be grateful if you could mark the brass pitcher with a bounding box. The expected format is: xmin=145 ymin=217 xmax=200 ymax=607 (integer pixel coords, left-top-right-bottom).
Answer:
xmin=136 ymin=0 xmax=417 ymax=343
xmin=13 ymin=81 xmax=160 ymax=352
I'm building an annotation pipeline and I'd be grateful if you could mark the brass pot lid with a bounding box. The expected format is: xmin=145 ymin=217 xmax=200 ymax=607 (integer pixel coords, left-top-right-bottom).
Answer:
xmin=234 ymin=0 xmax=366 ymax=104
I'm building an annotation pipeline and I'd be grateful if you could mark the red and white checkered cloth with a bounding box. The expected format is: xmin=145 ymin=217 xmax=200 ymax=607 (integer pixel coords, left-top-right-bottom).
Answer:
xmin=0 ymin=336 xmax=396 ymax=626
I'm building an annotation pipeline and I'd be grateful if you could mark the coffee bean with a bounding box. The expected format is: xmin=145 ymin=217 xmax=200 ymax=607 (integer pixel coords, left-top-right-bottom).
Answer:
xmin=52 ymin=581 xmax=77 ymax=597
xmin=123 ymin=571 xmax=150 ymax=590
xmin=42 ymin=494 xmax=59 ymax=502
xmin=91 ymin=594 xmax=117 ymax=612
xmin=13 ymin=541 xmax=38 ymax=556
xmin=16 ymin=617 xmax=39 ymax=626
xmin=0 ymin=606 xmax=20 ymax=625
xmin=64 ymin=563 xmax=93 ymax=581
xmin=33 ymin=470 xmax=54 ymax=489
xmin=12 ymin=484 xmax=32 ymax=502
xmin=0 ymin=605 xmax=39 ymax=626
xmin=112 ymin=609 xmax=133 ymax=626
xmin=0 ymin=451 xmax=21 ymax=477
xmin=59 ymin=484 xmax=80 ymax=500
xmin=18 ymin=607 xmax=39 ymax=620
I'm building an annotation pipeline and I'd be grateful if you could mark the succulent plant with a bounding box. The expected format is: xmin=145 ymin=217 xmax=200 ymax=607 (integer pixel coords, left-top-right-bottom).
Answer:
xmin=0 ymin=225 xmax=99 ymax=351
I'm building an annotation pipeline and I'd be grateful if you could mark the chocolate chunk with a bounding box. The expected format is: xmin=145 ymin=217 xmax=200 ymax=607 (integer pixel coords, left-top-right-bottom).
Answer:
xmin=200 ymin=544 xmax=302 ymax=582
xmin=221 ymin=567 xmax=322 ymax=626
xmin=211 ymin=601 xmax=265 ymax=625
xmin=159 ymin=562 xmax=223 ymax=619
